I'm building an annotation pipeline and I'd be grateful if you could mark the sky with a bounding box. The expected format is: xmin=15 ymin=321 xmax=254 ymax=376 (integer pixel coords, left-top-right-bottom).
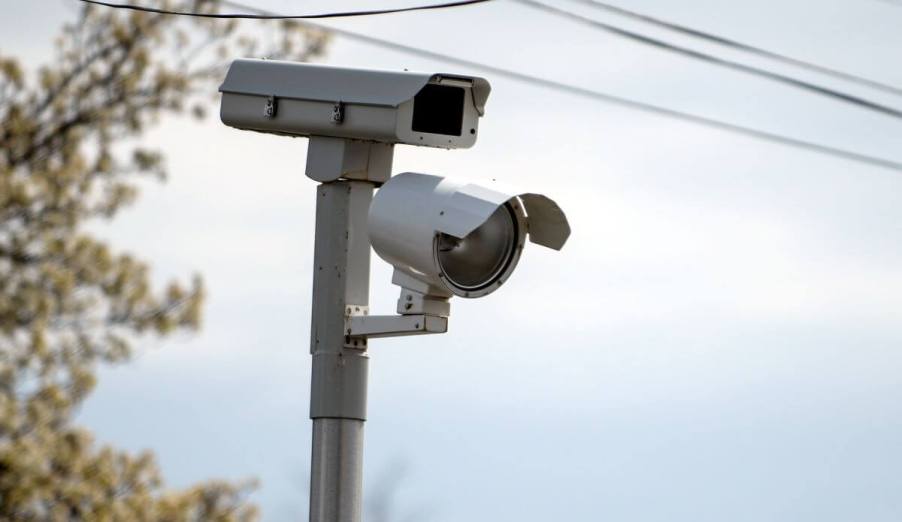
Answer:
xmin=4 ymin=0 xmax=902 ymax=520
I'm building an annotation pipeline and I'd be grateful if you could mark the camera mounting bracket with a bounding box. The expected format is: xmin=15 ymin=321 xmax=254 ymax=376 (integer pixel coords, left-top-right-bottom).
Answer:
xmin=305 ymin=136 xmax=394 ymax=184
xmin=343 ymin=305 xmax=447 ymax=343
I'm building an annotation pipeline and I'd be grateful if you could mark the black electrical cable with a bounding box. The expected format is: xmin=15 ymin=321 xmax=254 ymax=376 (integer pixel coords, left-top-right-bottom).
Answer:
xmin=216 ymin=0 xmax=902 ymax=172
xmin=564 ymin=0 xmax=902 ymax=97
xmin=512 ymin=0 xmax=902 ymax=120
xmin=78 ymin=0 xmax=493 ymax=19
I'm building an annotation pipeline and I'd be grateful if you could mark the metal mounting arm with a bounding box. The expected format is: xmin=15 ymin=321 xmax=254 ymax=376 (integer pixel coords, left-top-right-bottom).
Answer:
xmin=346 ymin=314 xmax=448 ymax=339
xmin=344 ymin=305 xmax=448 ymax=340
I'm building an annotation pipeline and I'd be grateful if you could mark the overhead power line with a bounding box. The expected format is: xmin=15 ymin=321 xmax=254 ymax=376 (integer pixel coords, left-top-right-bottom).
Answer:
xmin=215 ymin=0 xmax=902 ymax=172
xmin=511 ymin=0 xmax=902 ymax=120
xmin=78 ymin=0 xmax=493 ymax=19
xmin=563 ymin=0 xmax=902 ymax=97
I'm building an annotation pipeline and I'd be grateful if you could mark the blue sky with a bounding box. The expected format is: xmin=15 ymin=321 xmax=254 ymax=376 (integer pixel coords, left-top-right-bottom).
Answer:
xmin=6 ymin=0 xmax=902 ymax=520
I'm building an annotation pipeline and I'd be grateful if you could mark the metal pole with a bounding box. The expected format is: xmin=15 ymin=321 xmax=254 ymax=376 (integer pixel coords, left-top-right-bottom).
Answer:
xmin=308 ymin=180 xmax=374 ymax=522
xmin=310 ymin=419 xmax=365 ymax=521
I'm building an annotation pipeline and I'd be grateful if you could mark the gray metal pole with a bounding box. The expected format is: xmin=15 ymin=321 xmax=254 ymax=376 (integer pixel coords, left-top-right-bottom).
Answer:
xmin=310 ymin=419 xmax=364 ymax=521
xmin=308 ymin=180 xmax=374 ymax=522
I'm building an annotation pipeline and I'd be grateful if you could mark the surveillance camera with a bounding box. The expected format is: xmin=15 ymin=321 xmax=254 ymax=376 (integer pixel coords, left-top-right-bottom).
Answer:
xmin=219 ymin=59 xmax=490 ymax=149
xmin=368 ymin=173 xmax=570 ymax=313
xmin=218 ymin=58 xmax=570 ymax=325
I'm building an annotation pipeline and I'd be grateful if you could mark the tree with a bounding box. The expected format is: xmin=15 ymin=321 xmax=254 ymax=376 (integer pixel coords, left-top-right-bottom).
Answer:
xmin=0 ymin=2 xmax=328 ymax=519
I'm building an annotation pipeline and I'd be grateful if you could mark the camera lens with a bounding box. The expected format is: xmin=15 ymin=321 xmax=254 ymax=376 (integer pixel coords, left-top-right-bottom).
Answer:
xmin=436 ymin=203 xmax=517 ymax=291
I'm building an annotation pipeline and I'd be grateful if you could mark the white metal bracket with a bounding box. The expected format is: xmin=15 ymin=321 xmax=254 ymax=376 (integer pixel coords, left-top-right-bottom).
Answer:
xmin=391 ymin=272 xmax=452 ymax=317
xmin=346 ymin=314 xmax=448 ymax=339
xmin=344 ymin=305 xmax=447 ymax=342
xmin=305 ymin=136 xmax=393 ymax=184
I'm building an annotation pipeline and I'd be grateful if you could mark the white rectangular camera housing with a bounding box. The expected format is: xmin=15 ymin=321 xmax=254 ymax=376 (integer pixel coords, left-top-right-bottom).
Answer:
xmin=219 ymin=59 xmax=490 ymax=149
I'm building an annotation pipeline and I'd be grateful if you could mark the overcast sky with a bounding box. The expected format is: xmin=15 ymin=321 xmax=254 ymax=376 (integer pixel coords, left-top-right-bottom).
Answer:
xmin=6 ymin=0 xmax=902 ymax=520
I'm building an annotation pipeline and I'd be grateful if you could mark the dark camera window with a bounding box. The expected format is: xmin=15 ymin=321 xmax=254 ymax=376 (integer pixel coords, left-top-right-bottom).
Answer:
xmin=412 ymin=84 xmax=465 ymax=137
